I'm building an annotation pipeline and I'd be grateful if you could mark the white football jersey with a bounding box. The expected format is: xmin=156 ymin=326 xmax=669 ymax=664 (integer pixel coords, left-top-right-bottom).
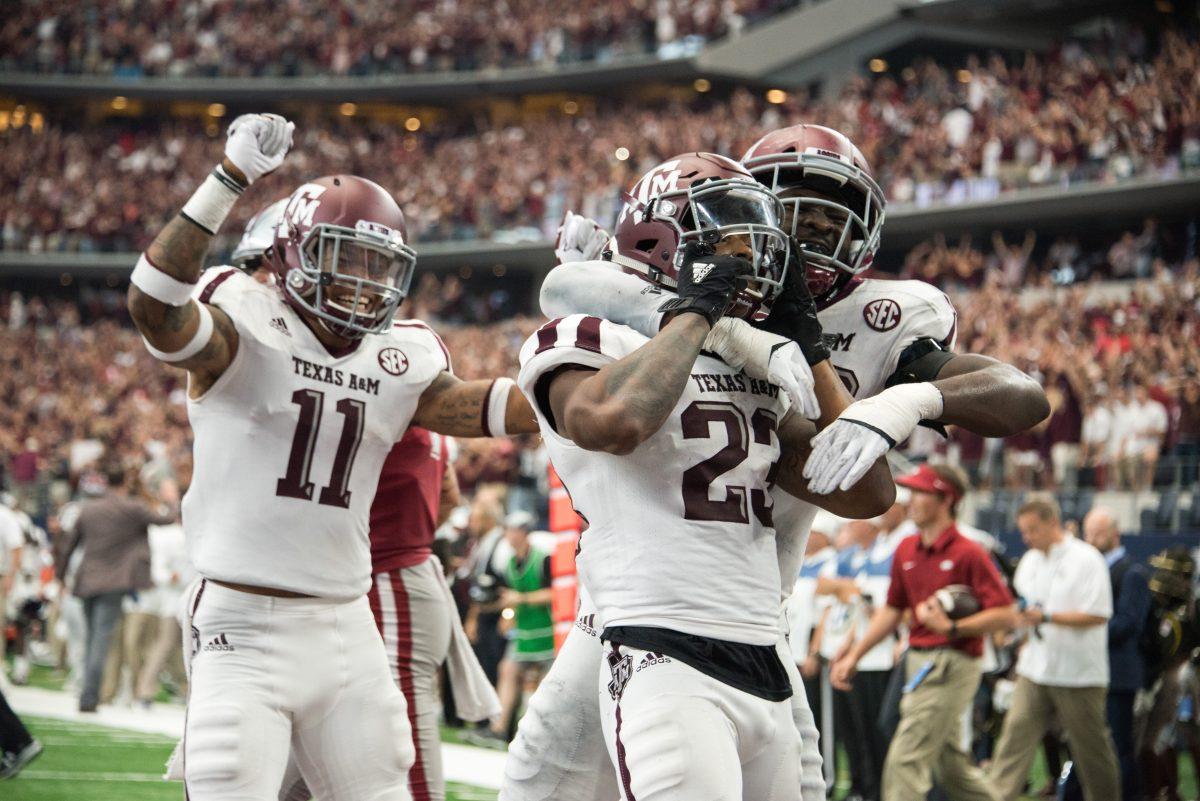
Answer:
xmin=518 ymin=314 xmax=792 ymax=646
xmin=820 ymin=277 xmax=957 ymax=400
xmin=182 ymin=268 xmax=451 ymax=600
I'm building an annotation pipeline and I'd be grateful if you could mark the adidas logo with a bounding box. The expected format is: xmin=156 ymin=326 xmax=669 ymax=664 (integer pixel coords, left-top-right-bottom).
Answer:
xmin=575 ymin=613 xmax=598 ymax=637
xmin=269 ymin=317 xmax=291 ymax=336
xmin=691 ymin=262 xmax=715 ymax=282
xmin=202 ymin=633 xmax=234 ymax=652
xmin=636 ymin=651 xmax=671 ymax=671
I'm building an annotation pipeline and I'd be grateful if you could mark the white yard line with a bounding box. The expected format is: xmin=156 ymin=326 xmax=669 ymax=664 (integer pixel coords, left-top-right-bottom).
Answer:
xmin=9 ymin=684 xmax=506 ymax=790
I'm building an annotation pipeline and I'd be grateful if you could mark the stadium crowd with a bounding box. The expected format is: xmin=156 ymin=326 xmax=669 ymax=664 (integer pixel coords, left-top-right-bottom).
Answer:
xmin=3 ymin=26 xmax=1198 ymax=254
xmin=0 ymin=0 xmax=793 ymax=77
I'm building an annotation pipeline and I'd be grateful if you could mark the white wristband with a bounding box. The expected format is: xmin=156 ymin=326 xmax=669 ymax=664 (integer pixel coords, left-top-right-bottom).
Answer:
xmin=180 ymin=166 xmax=244 ymax=235
xmin=484 ymin=377 xmax=516 ymax=437
xmin=142 ymin=302 xmax=214 ymax=363
xmin=131 ymin=254 xmax=197 ymax=306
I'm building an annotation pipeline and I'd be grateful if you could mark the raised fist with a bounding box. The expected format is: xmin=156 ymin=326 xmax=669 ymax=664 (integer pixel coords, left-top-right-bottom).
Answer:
xmin=224 ymin=113 xmax=295 ymax=186
xmin=555 ymin=211 xmax=610 ymax=264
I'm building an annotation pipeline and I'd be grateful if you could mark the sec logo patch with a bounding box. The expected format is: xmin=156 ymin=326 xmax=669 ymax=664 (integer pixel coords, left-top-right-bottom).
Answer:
xmin=863 ymin=298 xmax=902 ymax=332
xmin=378 ymin=348 xmax=409 ymax=376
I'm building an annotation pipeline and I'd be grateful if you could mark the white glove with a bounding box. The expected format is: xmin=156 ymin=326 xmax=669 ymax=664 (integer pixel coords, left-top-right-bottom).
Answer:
xmin=803 ymin=383 xmax=944 ymax=494
xmin=554 ymin=211 xmax=611 ymax=264
xmin=224 ymin=113 xmax=294 ymax=185
xmin=706 ymin=318 xmax=819 ymax=420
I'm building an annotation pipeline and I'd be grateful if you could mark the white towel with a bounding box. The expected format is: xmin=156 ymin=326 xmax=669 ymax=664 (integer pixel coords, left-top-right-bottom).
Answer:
xmin=432 ymin=556 xmax=501 ymax=721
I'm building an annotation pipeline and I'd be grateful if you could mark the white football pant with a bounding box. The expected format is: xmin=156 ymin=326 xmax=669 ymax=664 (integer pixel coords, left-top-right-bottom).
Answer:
xmin=184 ymin=580 xmax=413 ymax=801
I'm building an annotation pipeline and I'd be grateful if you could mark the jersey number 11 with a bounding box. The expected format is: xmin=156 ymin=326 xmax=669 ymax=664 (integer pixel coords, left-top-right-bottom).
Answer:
xmin=276 ymin=389 xmax=365 ymax=509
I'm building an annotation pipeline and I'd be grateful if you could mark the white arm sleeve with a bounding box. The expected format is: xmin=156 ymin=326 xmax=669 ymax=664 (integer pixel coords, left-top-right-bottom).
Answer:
xmin=539 ymin=261 xmax=665 ymax=338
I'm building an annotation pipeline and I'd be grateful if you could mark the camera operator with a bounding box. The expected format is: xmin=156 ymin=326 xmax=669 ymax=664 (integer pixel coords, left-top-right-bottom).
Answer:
xmin=989 ymin=494 xmax=1119 ymax=801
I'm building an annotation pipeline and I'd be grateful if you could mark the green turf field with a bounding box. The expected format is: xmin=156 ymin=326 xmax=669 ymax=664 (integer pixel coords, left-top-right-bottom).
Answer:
xmin=6 ymin=716 xmax=497 ymax=801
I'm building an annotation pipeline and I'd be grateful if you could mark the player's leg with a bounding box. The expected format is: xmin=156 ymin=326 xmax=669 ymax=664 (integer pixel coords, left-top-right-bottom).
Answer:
xmin=184 ymin=584 xmax=292 ymax=801
xmin=779 ymin=638 xmax=826 ymax=801
xmin=393 ymin=560 xmax=454 ymax=801
xmin=599 ymin=642 xmax=742 ymax=801
xmin=291 ymin=593 xmax=413 ymax=801
xmin=740 ymin=693 xmax=803 ymax=801
xmin=501 ymin=618 xmax=618 ymax=801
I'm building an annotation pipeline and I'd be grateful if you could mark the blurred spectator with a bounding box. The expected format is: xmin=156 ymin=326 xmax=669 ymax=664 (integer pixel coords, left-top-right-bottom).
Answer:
xmin=0 ymin=502 xmax=24 ymax=660
xmin=1083 ymin=507 xmax=1151 ymax=801
xmin=1176 ymin=378 xmax=1200 ymax=485
xmin=53 ymin=462 xmax=175 ymax=712
xmin=1123 ymin=383 xmax=1169 ymax=489
xmin=0 ymin=0 xmax=787 ymax=77
xmin=2 ymin=26 xmax=1197 ymax=253
xmin=989 ymin=494 xmax=1118 ymax=801
xmin=0 ymin=687 xmax=41 ymax=779
xmin=463 ymin=493 xmax=508 ymax=685
xmin=472 ymin=511 xmax=552 ymax=747
xmin=831 ymin=463 xmax=1015 ymax=801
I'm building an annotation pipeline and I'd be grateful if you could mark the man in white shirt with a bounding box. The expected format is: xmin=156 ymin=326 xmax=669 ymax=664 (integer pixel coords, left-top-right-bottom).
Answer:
xmin=1126 ymin=384 xmax=1168 ymax=490
xmin=988 ymin=494 xmax=1119 ymax=801
xmin=0 ymin=503 xmax=25 ymax=667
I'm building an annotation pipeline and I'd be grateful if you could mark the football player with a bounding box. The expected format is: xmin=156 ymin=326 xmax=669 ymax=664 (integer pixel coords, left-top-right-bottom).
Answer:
xmin=127 ymin=113 xmax=536 ymax=801
xmin=225 ymin=209 xmax=498 ymax=801
xmin=504 ymin=125 xmax=1048 ymax=801
xmin=516 ymin=152 xmax=896 ymax=801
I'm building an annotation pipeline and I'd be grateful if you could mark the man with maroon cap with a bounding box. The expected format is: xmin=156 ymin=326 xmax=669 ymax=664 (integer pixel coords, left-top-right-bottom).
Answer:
xmin=831 ymin=462 xmax=1016 ymax=801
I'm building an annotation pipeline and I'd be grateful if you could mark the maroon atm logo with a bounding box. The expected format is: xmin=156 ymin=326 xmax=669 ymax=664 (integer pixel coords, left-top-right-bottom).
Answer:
xmin=378 ymin=348 xmax=409 ymax=376
xmin=863 ymin=299 xmax=901 ymax=332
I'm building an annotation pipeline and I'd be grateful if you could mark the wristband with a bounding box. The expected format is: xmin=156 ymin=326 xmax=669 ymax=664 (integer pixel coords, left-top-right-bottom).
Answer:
xmin=142 ymin=302 xmax=214 ymax=363
xmin=180 ymin=165 xmax=245 ymax=235
xmin=131 ymin=253 xmax=197 ymax=307
xmin=483 ymin=377 xmax=516 ymax=437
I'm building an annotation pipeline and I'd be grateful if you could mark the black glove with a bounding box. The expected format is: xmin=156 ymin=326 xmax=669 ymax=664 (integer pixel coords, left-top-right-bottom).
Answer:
xmin=658 ymin=241 xmax=750 ymax=327
xmin=753 ymin=253 xmax=830 ymax=365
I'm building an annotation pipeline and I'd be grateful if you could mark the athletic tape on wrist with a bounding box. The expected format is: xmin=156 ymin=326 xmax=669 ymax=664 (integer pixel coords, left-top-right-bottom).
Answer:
xmin=131 ymin=254 xmax=197 ymax=307
xmin=142 ymin=302 xmax=214 ymax=363
xmin=484 ymin=377 xmax=516 ymax=437
xmin=180 ymin=166 xmax=244 ymax=235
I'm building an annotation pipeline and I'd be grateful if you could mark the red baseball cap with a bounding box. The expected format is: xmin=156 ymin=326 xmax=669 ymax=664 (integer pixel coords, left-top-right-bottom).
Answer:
xmin=896 ymin=463 xmax=962 ymax=502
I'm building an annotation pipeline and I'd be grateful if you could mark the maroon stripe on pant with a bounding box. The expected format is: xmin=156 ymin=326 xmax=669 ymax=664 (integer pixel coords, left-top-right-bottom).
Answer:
xmin=615 ymin=701 xmax=637 ymax=801
xmin=371 ymin=569 xmax=431 ymax=801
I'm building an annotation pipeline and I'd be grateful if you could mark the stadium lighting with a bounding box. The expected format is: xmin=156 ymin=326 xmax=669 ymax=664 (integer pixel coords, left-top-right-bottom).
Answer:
xmin=614 ymin=147 xmax=630 ymax=161
xmin=957 ymin=69 xmax=972 ymax=83
xmin=563 ymin=100 xmax=579 ymax=115
xmin=693 ymin=78 xmax=712 ymax=92
xmin=207 ymin=103 xmax=226 ymax=118
xmin=766 ymin=89 xmax=787 ymax=104
xmin=111 ymin=96 xmax=128 ymax=110
xmin=869 ymin=58 xmax=888 ymax=73
xmin=405 ymin=116 xmax=421 ymax=131
xmin=493 ymin=265 xmax=507 ymax=277
xmin=340 ymin=102 xmax=358 ymax=116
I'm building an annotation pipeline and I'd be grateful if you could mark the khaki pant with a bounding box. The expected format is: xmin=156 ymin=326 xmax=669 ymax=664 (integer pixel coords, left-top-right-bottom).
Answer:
xmin=882 ymin=648 xmax=1000 ymax=801
xmin=136 ymin=614 xmax=187 ymax=701
xmin=989 ymin=676 xmax=1119 ymax=801
xmin=101 ymin=611 xmax=158 ymax=704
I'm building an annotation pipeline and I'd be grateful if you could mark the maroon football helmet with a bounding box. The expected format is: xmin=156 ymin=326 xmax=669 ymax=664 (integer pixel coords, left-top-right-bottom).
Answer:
xmin=271 ymin=175 xmax=417 ymax=338
xmin=610 ymin=152 xmax=788 ymax=319
xmin=742 ymin=124 xmax=885 ymax=299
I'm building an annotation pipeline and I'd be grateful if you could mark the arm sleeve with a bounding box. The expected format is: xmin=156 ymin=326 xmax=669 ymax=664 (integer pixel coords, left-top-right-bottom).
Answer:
xmin=882 ymin=282 xmax=958 ymax=385
xmin=1109 ymin=566 xmax=1152 ymax=646
xmin=969 ymin=545 xmax=1014 ymax=610
xmin=539 ymin=262 xmax=666 ymax=339
xmin=1070 ymin=551 xmax=1113 ymax=619
xmin=885 ymin=555 xmax=909 ymax=610
xmin=516 ymin=314 xmax=641 ymax=437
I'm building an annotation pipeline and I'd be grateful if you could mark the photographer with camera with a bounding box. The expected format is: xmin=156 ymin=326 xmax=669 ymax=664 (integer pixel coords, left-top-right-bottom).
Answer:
xmin=988 ymin=494 xmax=1119 ymax=801
xmin=831 ymin=463 xmax=1015 ymax=801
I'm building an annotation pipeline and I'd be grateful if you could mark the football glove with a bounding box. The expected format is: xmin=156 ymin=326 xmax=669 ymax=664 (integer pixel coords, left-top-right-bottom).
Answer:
xmin=225 ymin=113 xmax=294 ymax=185
xmin=554 ymin=211 xmax=610 ymax=264
xmin=658 ymin=241 xmax=750 ymax=327
xmin=755 ymin=254 xmax=830 ymax=366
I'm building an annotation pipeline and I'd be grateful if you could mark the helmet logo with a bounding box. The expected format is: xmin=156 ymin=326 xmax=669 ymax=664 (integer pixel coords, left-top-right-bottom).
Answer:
xmin=377 ymin=347 xmax=409 ymax=376
xmin=285 ymin=183 xmax=328 ymax=228
xmin=635 ymin=160 xmax=682 ymax=206
xmin=863 ymin=298 xmax=902 ymax=332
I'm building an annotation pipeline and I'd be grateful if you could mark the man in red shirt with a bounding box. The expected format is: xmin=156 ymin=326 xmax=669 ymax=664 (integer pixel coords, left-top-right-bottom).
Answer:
xmin=832 ymin=463 xmax=1016 ymax=801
